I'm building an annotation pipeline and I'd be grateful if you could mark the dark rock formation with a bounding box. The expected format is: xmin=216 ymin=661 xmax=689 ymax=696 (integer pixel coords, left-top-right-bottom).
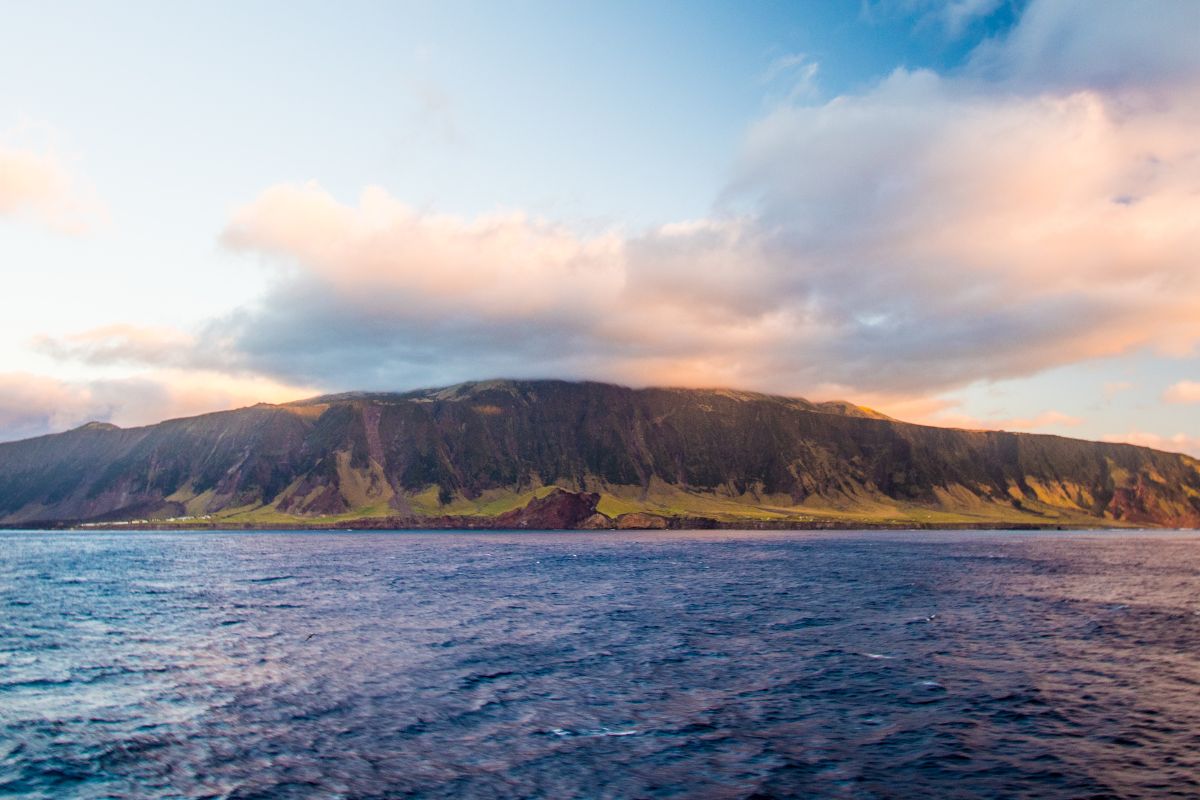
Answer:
xmin=615 ymin=512 xmax=670 ymax=530
xmin=492 ymin=488 xmax=603 ymax=529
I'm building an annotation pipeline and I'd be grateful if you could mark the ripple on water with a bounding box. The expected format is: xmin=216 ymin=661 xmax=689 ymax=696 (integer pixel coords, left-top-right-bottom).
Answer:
xmin=3 ymin=529 xmax=1200 ymax=799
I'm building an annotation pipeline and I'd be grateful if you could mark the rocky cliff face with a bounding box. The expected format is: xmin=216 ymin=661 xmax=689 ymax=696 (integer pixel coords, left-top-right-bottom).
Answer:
xmin=1 ymin=379 xmax=1198 ymax=528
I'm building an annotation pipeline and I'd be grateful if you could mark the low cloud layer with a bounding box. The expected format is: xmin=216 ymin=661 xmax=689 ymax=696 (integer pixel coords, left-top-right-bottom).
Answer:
xmin=933 ymin=409 xmax=1084 ymax=433
xmin=0 ymin=370 xmax=315 ymax=442
xmin=1103 ymin=431 xmax=1200 ymax=460
xmin=32 ymin=324 xmax=201 ymax=368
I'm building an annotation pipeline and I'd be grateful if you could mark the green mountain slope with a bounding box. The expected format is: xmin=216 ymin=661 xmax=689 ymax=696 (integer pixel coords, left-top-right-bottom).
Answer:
xmin=1 ymin=379 xmax=1197 ymax=529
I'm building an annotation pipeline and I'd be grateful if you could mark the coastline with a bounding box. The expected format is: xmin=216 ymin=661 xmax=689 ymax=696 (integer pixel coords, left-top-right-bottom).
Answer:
xmin=9 ymin=519 xmax=1132 ymax=533
xmin=4 ymin=487 xmax=1159 ymax=532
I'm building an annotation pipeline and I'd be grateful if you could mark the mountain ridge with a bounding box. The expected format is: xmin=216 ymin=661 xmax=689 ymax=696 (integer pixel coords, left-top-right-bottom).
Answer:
xmin=1 ymin=379 xmax=1197 ymax=529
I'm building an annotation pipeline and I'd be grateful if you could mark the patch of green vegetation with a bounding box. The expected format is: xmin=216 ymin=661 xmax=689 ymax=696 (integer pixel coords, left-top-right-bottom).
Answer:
xmin=593 ymin=477 xmax=1129 ymax=528
xmin=137 ymin=473 xmax=1140 ymax=530
xmin=406 ymin=483 xmax=560 ymax=517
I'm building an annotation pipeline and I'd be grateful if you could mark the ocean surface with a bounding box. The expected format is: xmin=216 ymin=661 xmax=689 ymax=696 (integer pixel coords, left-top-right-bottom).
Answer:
xmin=2 ymin=530 xmax=1200 ymax=799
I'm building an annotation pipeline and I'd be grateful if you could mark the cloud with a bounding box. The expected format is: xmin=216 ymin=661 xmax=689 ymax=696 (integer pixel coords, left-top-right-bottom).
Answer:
xmin=761 ymin=54 xmax=820 ymax=101
xmin=214 ymin=182 xmax=632 ymax=386
xmin=0 ymin=373 xmax=113 ymax=442
xmin=0 ymin=141 xmax=103 ymax=233
xmin=207 ymin=6 xmax=1200 ymax=399
xmin=1104 ymin=381 xmax=1133 ymax=398
xmin=0 ymin=370 xmax=316 ymax=443
xmin=903 ymin=405 xmax=1083 ymax=433
xmin=211 ymin=184 xmax=878 ymax=393
xmin=997 ymin=410 xmax=1083 ymax=431
xmin=31 ymin=0 xmax=1200 ymax=426
xmin=221 ymin=183 xmax=626 ymax=320
xmin=405 ymin=77 xmax=460 ymax=147
xmin=969 ymin=0 xmax=1200 ymax=91
xmin=859 ymin=0 xmax=1006 ymax=37
xmin=1164 ymin=381 xmax=1200 ymax=404
xmin=942 ymin=0 xmax=1004 ymax=37
xmin=1103 ymin=431 xmax=1200 ymax=459
xmin=725 ymin=66 xmax=1200 ymax=393
xmin=32 ymin=324 xmax=200 ymax=368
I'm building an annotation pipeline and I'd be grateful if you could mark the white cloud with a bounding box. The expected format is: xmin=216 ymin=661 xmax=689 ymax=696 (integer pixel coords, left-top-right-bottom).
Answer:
xmin=969 ymin=0 xmax=1200 ymax=91
xmin=859 ymin=0 xmax=1004 ymax=37
xmin=761 ymin=54 xmax=820 ymax=101
xmin=944 ymin=0 xmax=1003 ymax=37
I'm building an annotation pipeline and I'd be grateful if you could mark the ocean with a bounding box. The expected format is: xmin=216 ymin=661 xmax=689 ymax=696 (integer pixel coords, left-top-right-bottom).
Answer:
xmin=2 ymin=529 xmax=1199 ymax=799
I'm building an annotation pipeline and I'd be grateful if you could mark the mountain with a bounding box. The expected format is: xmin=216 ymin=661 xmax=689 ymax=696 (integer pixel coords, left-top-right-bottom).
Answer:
xmin=1 ymin=379 xmax=1198 ymax=529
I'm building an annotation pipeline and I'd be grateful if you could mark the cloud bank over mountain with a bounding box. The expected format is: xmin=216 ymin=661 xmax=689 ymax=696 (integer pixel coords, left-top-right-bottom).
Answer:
xmin=11 ymin=1 xmax=1200 ymax=454
xmin=62 ymin=3 xmax=1197 ymax=388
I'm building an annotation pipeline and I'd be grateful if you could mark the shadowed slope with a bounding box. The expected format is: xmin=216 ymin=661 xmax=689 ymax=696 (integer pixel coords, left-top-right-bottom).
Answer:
xmin=1 ymin=380 xmax=1197 ymax=528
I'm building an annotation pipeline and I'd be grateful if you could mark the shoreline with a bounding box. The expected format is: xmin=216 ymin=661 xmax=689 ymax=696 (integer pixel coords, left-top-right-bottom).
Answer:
xmin=4 ymin=519 xmax=1140 ymax=532
xmin=4 ymin=487 xmax=1163 ymax=532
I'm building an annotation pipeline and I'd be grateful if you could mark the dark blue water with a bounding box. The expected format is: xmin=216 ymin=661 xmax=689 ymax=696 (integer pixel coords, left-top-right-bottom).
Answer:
xmin=3 ymin=530 xmax=1200 ymax=799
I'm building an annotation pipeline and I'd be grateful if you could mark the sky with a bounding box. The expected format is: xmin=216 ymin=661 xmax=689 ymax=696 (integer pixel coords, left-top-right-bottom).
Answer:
xmin=1 ymin=0 xmax=1198 ymax=455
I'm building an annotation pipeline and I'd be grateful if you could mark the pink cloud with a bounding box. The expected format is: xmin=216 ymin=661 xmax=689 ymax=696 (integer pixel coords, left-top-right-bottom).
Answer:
xmin=997 ymin=411 xmax=1084 ymax=431
xmin=1103 ymin=431 xmax=1200 ymax=459
xmin=222 ymin=183 xmax=626 ymax=320
xmin=0 ymin=373 xmax=112 ymax=441
xmin=1164 ymin=381 xmax=1200 ymax=404
xmin=0 ymin=142 xmax=103 ymax=233
xmin=730 ymin=69 xmax=1200 ymax=386
xmin=0 ymin=370 xmax=316 ymax=442
xmin=215 ymin=182 xmax=806 ymax=393
xmin=1104 ymin=381 xmax=1133 ymax=398
xmin=899 ymin=406 xmax=1084 ymax=433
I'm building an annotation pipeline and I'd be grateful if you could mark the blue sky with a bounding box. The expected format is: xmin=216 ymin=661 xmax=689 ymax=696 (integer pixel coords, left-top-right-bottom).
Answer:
xmin=1 ymin=1 xmax=1021 ymax=228
xmin=1 ymin=0 xmax=1198 ymax=455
